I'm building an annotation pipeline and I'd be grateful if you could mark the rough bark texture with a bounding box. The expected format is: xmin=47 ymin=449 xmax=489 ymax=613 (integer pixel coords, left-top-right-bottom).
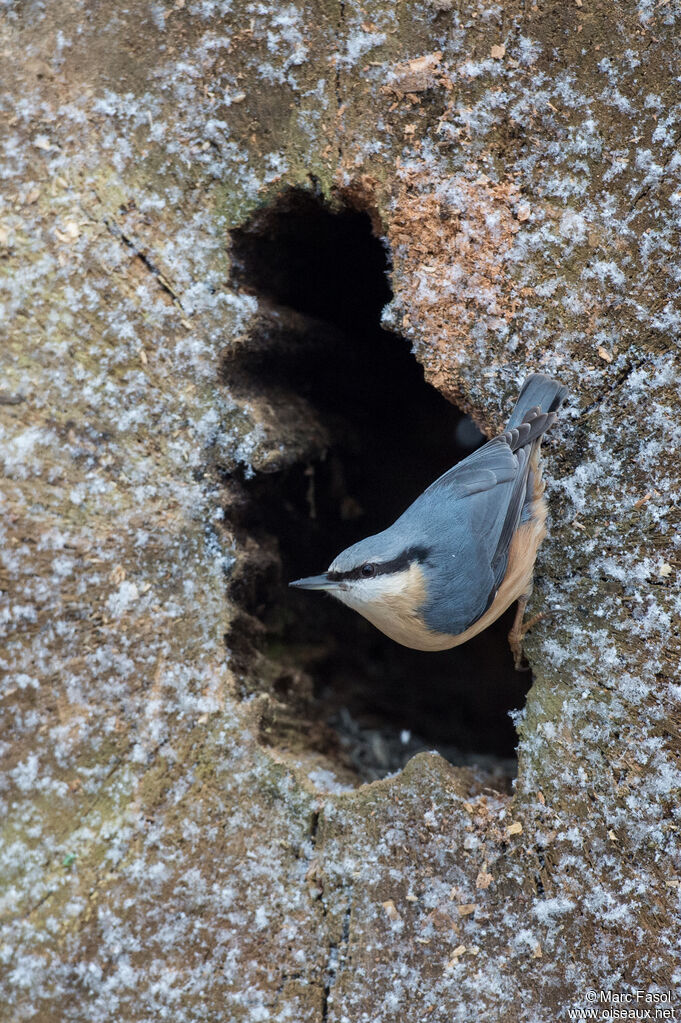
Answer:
xmin=2 ymin=1 xmax=680 ymax=1020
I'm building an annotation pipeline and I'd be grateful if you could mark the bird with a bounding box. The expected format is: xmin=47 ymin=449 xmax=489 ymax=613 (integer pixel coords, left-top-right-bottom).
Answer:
xmin=289 ymin=373 xmax=567 ymax=669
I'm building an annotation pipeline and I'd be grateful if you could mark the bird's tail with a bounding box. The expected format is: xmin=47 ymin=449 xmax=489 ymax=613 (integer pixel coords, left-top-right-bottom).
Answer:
xmin=506 ymin=373 xmax=567 ymax=430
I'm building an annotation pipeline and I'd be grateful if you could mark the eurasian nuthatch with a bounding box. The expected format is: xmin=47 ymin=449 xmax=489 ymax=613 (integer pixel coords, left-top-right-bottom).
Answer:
xmin=290 ymin=373 xmax=566 ymax=668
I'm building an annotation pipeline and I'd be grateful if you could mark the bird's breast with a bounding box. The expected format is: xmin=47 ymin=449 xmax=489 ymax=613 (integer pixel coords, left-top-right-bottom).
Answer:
xmin=336 ymin=498 xmax=548 ymax=651
xmin=336 ymin=562 xmax=459 ymax=651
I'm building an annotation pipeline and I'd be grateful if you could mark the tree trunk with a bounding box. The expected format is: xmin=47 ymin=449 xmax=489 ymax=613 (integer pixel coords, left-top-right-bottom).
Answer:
xmin=2 ymin=1 xmax=680 ymax=1019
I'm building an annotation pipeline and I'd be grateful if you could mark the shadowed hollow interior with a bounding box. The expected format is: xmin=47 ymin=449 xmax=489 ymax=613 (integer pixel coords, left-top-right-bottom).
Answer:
xmin=226 ymin=187 xmax=531 ymax=786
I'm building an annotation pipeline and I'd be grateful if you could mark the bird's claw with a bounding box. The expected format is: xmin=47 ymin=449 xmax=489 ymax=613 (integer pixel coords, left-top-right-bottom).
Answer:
xmin=508 ymin=601 xmax=545 ymax=671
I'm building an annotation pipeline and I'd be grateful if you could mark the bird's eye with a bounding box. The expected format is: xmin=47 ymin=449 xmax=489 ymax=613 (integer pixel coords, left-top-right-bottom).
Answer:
xmin=361 ymin=563 xmax=376 ymax=578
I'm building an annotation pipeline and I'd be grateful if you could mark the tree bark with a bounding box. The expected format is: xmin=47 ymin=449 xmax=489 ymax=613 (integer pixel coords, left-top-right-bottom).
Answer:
xmin=2 ymin=1 xmax=680 ymax=1019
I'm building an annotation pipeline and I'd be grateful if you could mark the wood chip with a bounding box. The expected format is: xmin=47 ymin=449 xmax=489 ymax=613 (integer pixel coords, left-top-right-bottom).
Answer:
xmin=506 ymin=821 xmax=523 ymax=837
xmin=388 ymin=51 xmax=443 ymax=94
xmin=382 ymin=899 xmax=401 ymax=922
xmin=457 ymin=903 xmax=477 ymax=916
xmin=597 ymin=346 xmax=613 ymax=362
xmin=447 ymin=945 xmax=466 ymax=966
xmin=658 ymin=562 xmax=672 ymax=578
xmin=56 ymin=221 xmax=80 ymax=243
xmin=516 ymin=204 xmax=531 ymax=222
xmin=490 ymin=44 xmax=506 ymax=59
xmin=476 ymin=870 xmax=493 ymax=890
xmin=633 ymin=492 xmax=651 ymax=509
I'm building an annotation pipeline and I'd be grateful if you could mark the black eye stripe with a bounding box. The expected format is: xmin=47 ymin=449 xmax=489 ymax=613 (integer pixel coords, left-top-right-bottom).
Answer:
xmin=327 ymin=545 xmax=430 ymax=582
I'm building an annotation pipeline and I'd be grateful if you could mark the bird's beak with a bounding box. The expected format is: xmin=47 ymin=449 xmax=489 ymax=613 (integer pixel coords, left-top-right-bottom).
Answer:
xmin=289 ymin=573 xmax=334 ymax=591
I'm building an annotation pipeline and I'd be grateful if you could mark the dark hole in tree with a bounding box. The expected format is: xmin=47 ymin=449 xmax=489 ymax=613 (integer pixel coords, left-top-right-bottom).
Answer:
xmin=227 ymin=187 xmax=531 ymax=788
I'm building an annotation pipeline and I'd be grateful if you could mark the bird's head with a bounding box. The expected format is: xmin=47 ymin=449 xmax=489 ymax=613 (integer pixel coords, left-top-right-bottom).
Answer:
xmin=289 ymin=530 xmax=431 ymax=627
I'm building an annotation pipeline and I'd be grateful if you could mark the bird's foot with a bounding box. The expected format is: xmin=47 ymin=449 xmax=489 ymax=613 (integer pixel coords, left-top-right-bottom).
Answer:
xmin=508 ymin=599 xmax=545 ymax=671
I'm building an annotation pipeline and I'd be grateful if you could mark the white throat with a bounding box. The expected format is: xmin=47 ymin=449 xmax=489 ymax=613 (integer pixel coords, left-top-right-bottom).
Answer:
xmin=329 ymin=563 xmax=454 ymax=651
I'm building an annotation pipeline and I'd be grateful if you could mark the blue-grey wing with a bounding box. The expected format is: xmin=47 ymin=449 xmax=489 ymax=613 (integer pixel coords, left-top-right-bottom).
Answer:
xmin=423 ymin=406 xmax=554 ymax=498
xmin=424 ymin=434 xmax=518 ymax=497
xmin=401 ymin=409 xmax=555 ymax=635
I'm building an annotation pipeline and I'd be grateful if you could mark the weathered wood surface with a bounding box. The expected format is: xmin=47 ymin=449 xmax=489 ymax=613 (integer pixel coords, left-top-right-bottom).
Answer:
xmin=2 ymin=1 xmax=680 ymax=1019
